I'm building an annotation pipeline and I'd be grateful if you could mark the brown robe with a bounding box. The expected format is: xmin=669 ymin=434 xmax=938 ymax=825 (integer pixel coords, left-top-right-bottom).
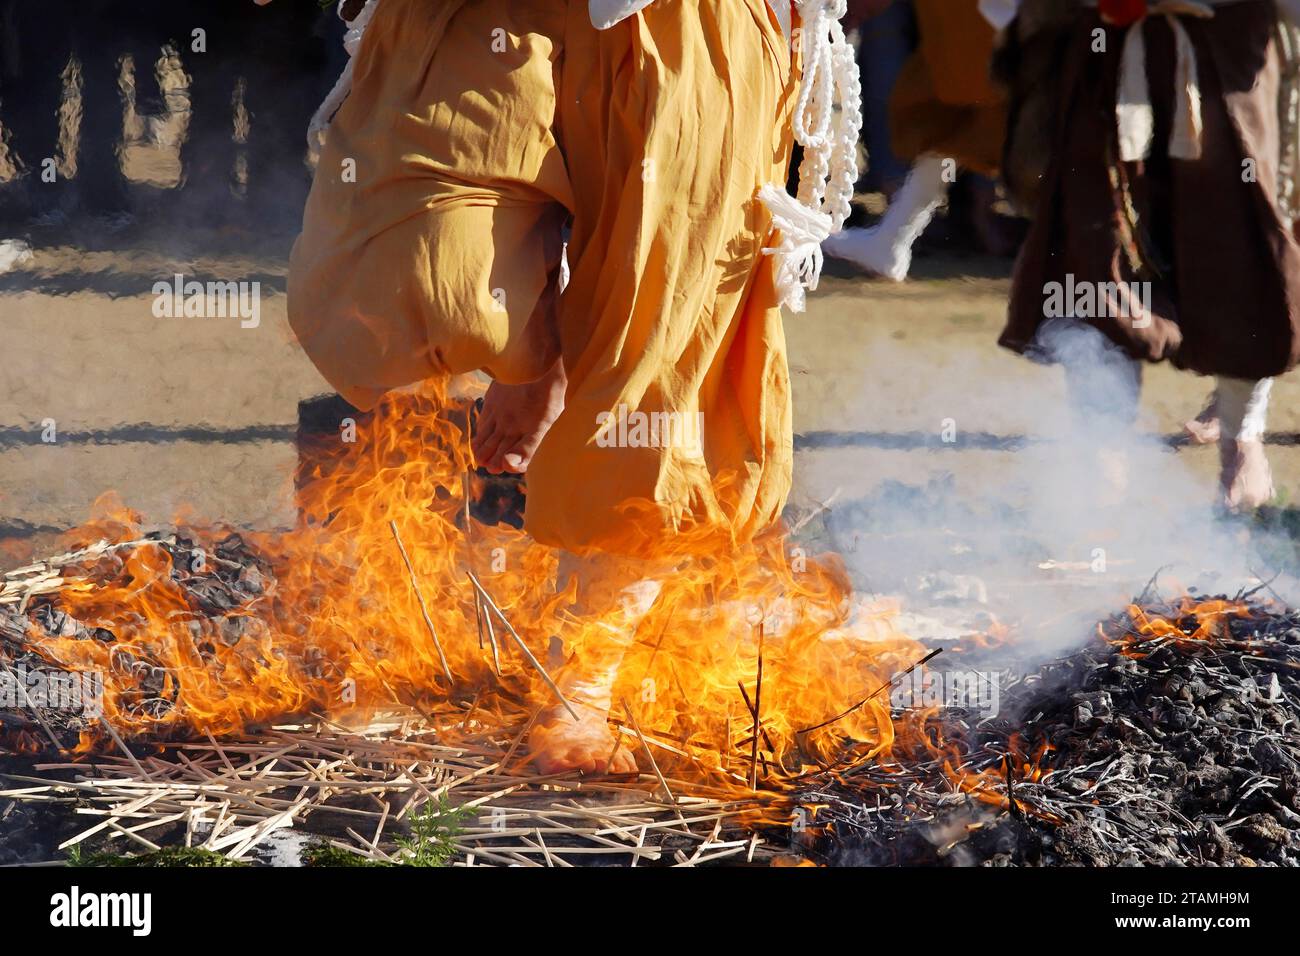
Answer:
xmin=1001 ymin=0 xmax=1300 ymax=380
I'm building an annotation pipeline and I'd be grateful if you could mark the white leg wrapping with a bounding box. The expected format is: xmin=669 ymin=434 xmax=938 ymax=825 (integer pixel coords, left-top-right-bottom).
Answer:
xmin=821 ymin=154 xmax=949 ymax=281
xmin=1215 ymin=376 xmax=1273 ymax=442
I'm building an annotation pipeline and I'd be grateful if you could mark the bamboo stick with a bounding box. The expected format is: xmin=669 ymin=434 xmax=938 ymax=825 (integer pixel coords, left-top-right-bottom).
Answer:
xmin=620 ymin=698 xmax=676 ymax=806
xmin=466 ymin=570 xmax=577 ymax=720
xmin=389 ymin=520 xmax=455 ymax=684
xmin=798 ymin=648 xmax=943 ymax=735
xmin=749 ymin=623 xmax=764 ymax=790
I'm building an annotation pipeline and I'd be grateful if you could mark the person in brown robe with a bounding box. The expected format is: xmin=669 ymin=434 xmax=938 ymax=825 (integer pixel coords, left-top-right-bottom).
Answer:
xmin=1000 ymin=0 xmax=1300 ymax=510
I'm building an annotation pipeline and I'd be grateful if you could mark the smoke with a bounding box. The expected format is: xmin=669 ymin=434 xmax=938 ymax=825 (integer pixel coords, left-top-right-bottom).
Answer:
xmin=818 ymin=317 xmax=1297 ymax=656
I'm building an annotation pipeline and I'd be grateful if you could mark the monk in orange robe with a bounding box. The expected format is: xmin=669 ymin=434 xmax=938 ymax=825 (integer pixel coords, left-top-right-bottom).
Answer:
xmin=289 ymin=0 xmax=859 ymax=771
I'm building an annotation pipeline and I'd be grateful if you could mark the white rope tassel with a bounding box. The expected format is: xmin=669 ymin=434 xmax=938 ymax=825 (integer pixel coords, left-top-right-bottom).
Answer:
xmin=1167 ymin=13 xmax=1203 ymax=160
xmin=307 ymin=0 xmax=381 ymax=157
xmin=1113 ymin=1 xmax=1214 ymax=163
xmin=1116 ymin=20 xmax=1154 ymax=162
xmin=759 ymin=183 xmax=830 ymax=313
xmin=760 ymin=0 xmax=863 ymax=312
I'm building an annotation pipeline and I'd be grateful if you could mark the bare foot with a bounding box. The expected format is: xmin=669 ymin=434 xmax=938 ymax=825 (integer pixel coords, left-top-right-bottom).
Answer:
xmin=1220 ymin=438 xmax=1275 ymax=512
xmin=471 ymin=360 xmax=565 ymax=474
xmin=526 ymin=560 xmax=663 ymax=775
xmin=1185 ymin=399 xmax=1220 ymax=445
xmin=528 ymin=701 xmax=638 ymax=775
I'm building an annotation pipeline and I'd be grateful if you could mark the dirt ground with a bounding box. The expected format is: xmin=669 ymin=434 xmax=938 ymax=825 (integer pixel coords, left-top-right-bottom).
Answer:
xmin=3 ymin=228 xmax=1300 ymax=574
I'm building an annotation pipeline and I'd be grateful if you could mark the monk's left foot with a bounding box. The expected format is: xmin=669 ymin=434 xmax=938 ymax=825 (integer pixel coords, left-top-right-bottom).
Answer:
xmin=1220 ymin=438 xmax=1275 ymax=512
xmin=528 ymin=701 xmax=638 ymax=776
xmin=1185 ymin=398 xmax=1220 ymax=445
xmin=472 ymin=360 xmax=565 ymax=474
xmin=1185 ymin=416 xmax=1221 ymax=445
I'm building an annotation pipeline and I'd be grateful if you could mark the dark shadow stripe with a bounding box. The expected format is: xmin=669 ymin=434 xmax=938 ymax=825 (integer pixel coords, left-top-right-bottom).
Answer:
xmin=795 ymin=431 xmax=1300 ymax=452
xmin=0 ymin=424 xmax=296 ymax=448
xmin=2 ymin=425 xmax=1296 ymax=453
xmin=0 ymin=519 xmax=65 ymax=540
xmin=794 ymin=430 xmax=1034 ymax=452
xmin=0 ymin=271 xmax=287 ymax=298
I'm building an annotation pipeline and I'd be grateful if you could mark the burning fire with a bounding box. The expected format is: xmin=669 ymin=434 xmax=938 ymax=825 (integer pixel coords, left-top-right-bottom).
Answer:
xmin=10 ymin=381 xmax=935 ymax=793
xmin=1113 ymin=597 xmax=1256 ymax=651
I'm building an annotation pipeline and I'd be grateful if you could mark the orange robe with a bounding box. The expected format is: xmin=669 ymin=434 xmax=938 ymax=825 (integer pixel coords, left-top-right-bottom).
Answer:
xmin=288 ymin=0 xmax=798 ymax=555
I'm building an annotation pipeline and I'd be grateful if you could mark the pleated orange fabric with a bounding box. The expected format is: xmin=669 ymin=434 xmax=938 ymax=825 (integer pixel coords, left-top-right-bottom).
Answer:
xmin=289 ymin=0 xmax=798 ymax=555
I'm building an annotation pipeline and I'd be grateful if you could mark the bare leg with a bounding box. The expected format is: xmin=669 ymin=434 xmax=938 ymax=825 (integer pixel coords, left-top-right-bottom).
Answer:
xmin=528 ymin=552 xmax=665 ymax=775
xmin=1184 ymin=390 xmax=1221 ymax=445
xmin=472 ymin=358 xmax=566 ymax=475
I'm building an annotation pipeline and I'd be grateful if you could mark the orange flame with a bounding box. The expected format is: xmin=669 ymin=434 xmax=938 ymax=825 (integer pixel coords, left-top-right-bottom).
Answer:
xmin=14 ymin=381 xmax=940 ymax=794
xmin=1115 ymin=597 xmax=1255 ymax=653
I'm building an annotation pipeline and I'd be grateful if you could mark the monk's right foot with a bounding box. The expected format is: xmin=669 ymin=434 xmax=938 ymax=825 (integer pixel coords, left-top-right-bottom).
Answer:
xmin=1220 ymin=438 xmax=1275 ymax=513
xmin=822 ymin=225 xmax=913 ymax=282
xmin=528 ymin=700 xmax=638 ymax=776
xmin=472 ymin=359 xmax=565 ymax=474
xmin=822 ymin=156 xmax=947 ymax=282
